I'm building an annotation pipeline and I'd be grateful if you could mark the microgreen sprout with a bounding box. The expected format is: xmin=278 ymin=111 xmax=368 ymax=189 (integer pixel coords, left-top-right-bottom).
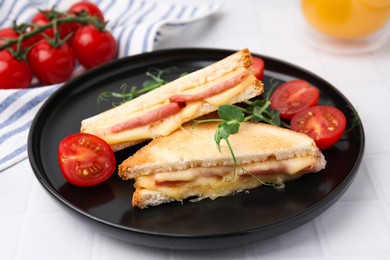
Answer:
xmin=0 ymin=8 xmax=104 ymax=51
xmin=96 ymin=65 xmax=361 ymax=187
xmin=193 ymin=78 xmax=285 ymax=183
xmin=97 ymin=67 xmax=179 ymax=107
xmin=345 ymin=105 xmax=361 ymax=133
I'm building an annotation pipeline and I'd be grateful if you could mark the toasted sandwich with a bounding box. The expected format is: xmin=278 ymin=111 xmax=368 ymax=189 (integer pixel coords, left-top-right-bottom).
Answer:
xmin=81 ymin=48 xmax=263 ymax=151
xmin=118 ymin=121 xmax=326 ymax=209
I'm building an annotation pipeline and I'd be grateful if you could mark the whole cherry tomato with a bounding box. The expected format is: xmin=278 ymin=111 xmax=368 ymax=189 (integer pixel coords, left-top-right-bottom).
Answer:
xmin=0 ymin=27 xmax=37 ymax=50
xmin=68 ymin=1 xmax=105 ymax=22
xmin=0 ymin=50 xmax=32 ymax=89
xmin=72 ymin=25 xmax=117 ymax=69
xmin=58 ymin=133 xmax=116 ymax=187
xmin=67 ymin=2 xmax=105 ymax=33
xmin=27 ymin=39 xmax=76 ymax=85
xmin=32 ymin=10 xmax=72 ymax=40
xmin=0 ymin=28 xmax=20 ymax=49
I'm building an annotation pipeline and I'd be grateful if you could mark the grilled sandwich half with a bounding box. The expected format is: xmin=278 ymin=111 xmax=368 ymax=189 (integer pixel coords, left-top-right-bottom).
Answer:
xmin=119 ymin=121 xmax=326 ymax=209
xmin=81 ymin=48 xmax=263 ymax=151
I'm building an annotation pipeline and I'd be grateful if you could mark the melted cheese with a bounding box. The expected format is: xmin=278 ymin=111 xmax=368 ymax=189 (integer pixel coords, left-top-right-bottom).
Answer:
xmin=134 ymin=156 xmax=317 ymax=201
xmin=87 ymin=69 xmax=256 ymax=144
xmin=98 ymin=101 xmax=203 ymax=144
xmin=88 ymin=101 xmax=168 ymax=130
xmin=204 ymin=74 xmax=257 ymax=106
xmin=174 ymin=67 xmax=247 ymax=96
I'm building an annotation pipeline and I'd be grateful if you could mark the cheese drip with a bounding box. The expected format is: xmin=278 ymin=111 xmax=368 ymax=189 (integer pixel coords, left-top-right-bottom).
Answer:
xmin=134 ymin=156 xmax=318 ymax=201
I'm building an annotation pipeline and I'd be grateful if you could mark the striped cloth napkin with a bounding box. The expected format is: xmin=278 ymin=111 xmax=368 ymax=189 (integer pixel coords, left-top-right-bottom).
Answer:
xmin=0 ymin=0 xmax=222 ymax=172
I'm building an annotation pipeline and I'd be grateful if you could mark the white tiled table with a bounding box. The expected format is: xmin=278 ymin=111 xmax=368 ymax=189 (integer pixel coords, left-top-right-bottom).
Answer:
xmin=2 ymin=0 xmax=390 ymax=259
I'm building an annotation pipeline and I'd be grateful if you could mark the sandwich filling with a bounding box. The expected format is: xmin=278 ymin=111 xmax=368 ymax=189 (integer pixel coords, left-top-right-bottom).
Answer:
xmin=133 ymin=155 xmax=323 ymax=202
xmin=87 ymin=68 xmax=257 ymax=145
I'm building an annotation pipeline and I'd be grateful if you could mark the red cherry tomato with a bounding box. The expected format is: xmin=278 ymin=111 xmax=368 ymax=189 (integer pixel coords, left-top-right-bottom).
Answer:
xmin=72 ymin=25 xmax=117 ymax=69
xmin=68 ymin=1 xmax=105 ymax=22
xmin=67 ymin=2 xmax=105 ymax=33
xmin=251 ymin=56 xmax=265 ymax=80
xmin=0 ymin=28 xmax=21 ymax=49
xmin=0 ymin=28 xmax=18 ymax=41
xmin=27 ymin=39 xmax=76 ymax=85
xmin=0 ymin=50 xmax=32 ymax=89
xmin=290 ymin=106 xmax=347 ymax=150
xmin=58 ymin=133 xmax=116 ymax=187
xmin=270 ymin=79 xmax=320 ymax=119
xmin=32 ymin=10 xmax=72 ymax=40
xmin=0 ymin=27 xmax=37 ymax=50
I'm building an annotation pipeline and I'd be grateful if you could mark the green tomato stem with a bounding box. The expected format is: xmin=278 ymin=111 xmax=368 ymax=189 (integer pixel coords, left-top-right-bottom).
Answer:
xmin=0 ymin=14 xmax=102 ymax=51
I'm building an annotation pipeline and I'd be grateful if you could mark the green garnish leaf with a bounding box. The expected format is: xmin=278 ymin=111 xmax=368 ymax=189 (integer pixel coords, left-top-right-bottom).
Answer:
xmin=143 ymin=80 xmax=161 ymax=88
xmin=223 ymin=121 xmax=240 ymax=135
xmin=268 ymin=109 xmax=281 ymax=126
xmin=345 ymin=105 xmax=361 ymax=133
xmin=253 ymin=102 xmax=268 ymax=119
xmin=217 ymin=105 xmax=245 ymax=123
xmin=266 ymin=78 xmax=280 ymax=101
xmin=212 ymin=105 xmax=245 ymax=152
xmin=214 ymin=121 xmax=240 ymax=149
xmin=97 ymin=67 xmax=183 ymax=107
xmin=214 ymin=128 xmax=222 ymax=151
xmin=217 ymin=124 xmax=229 ymax=140
xmin=194 ymin=78 xmax=284 ymax=182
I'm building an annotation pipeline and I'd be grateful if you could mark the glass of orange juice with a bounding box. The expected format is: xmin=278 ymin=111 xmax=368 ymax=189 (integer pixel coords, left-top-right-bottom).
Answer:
xmin=297 ymin=0 xmax=390 ymax=53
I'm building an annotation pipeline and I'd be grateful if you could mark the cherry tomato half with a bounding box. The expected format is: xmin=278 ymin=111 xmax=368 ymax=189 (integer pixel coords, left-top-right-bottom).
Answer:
xmin=0 ymin=50 xmax=32 ymax=89
xmin=290 ymin=106 xmax=347 ymax=150
xmin=58 ymin=133 xmax=116 ymax=187
xmin=270 ymin=80 xmax=320 ymax=119
xmin=251 ymin=56 xmax=265 ymax=80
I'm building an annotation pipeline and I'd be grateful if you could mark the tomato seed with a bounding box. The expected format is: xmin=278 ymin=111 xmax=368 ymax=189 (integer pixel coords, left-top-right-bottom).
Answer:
xmin=90 ymin=164 xmax=101 ymax=174
xmin=290 ymin=101 xmax=301 ymax=108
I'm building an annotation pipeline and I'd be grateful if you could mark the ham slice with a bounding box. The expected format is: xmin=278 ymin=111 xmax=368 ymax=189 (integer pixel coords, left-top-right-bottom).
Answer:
xmin=110 ymin=102 xmax=185 ymax=133
xmin=109 ymin=71 xmax=249 ymax=133
xmin=169 ymin=71 xmax=249 ymax=102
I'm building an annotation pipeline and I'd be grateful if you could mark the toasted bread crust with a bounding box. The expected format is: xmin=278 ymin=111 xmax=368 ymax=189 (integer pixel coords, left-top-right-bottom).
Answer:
xmin=125 ymin=121 xmax=327 ymax=209
xmin=110 ymin=80 xmax=263 ymax=152
xmin=131 ymin=169 xmax=321 ymax=209
xmin=81 ymin=49 xmax=253 ymax=130
xmin=132 ymin=188 xmax=174 ymax=209
xmin=119 ymin=121 xmax=323 ymax=180
xmin=81 ymin=49 xmax=258 ymax=151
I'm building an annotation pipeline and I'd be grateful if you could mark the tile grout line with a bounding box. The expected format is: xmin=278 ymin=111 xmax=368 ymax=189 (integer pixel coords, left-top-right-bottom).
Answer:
xmin=363 ymin=154 xmax=390 ymax=230
xmin=313 ymin=216 xmax=331 ymax=258
xmin=90 ymin=230 xmax=98 ymax=260
xmin=13 ymin=177 xmax=37 ymax=260
xmin=370 ymin=50 xmax=390 ymax=88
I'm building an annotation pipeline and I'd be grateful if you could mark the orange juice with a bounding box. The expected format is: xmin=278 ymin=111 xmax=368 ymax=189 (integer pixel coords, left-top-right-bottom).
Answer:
xmin=301 ymin=0 xmax=390 ymax=38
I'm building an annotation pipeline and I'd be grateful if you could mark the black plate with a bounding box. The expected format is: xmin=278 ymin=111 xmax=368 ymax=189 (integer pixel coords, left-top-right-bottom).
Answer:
xmin=28 ymin=48 xmax=364 ymax=250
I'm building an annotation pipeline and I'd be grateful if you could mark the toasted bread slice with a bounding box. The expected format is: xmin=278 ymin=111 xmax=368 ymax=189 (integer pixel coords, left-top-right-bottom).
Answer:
xmin=80 ymin=49 xmax=263 ymax=151
xmin=118 ymin=122 xmax=326 ymax=208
